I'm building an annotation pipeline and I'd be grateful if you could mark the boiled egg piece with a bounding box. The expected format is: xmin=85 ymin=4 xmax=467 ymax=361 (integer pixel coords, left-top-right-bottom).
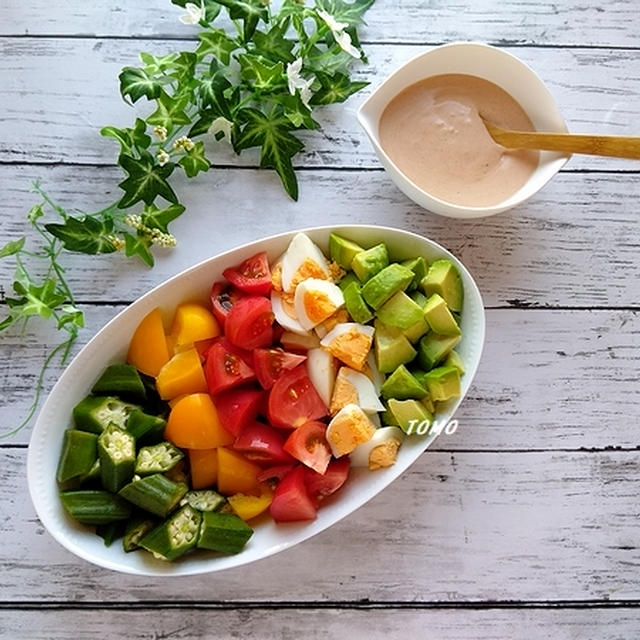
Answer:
xmin=281 ymin=331 xmax=321 ymax=352
xmin=294 ymin=278 xmax=345 ymax=331
xmin=326 ymin=403 xmax=376 ymax=458
xmin=281 ymin=233 xmax=330 ymax=292
xmin=329 ymin=366 xmax=385 ymax=415
xmin=320 ymin=322 xmax=374 ymax=371
xmin=271 ymin=290 xmax=308 ymax=335
xmin=306 ymin=347 xmax=337 ymax=408
xmin=350 ymin=426 xmax=405 ymax=470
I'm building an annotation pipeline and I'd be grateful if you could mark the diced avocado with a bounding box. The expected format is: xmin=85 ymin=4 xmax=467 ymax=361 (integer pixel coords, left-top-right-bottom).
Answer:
xmin=423 ymin=293 xmax=461 ymax=336
xmin=420 ymin=394 xmax=435 ymax=414
xmin=351 ymin=243 xmax=389 ymax=282
xmin=423 ymin=365 xmax=461 ymax=401
xmin=410 ymin=290 xmax=428 ymax=308
xmin=73 ymin=396 xmax=140 ymax=434
xmin=386 ymin=398 xmax=433 ymax=434
xmin=337 ymin=271 xmax=360 ymax=292
xmin=401 ymin=257 xmax=428 ymax=291
xmin=377 ymin=291 xmax=425 ymax=329
xmin=342 ymin=281 xmax=373 ymax=324
xmin=403 ymin=316 xmax=429 ymax=343
xmin=361 ymin=263 xmax=415 ymax=310
xmin=329 ymin=233 xmax=365 ymax=269
xmin=417 ymin=333 xmax=461 ymax=370
xmin=444 ymin=350 xmax=466 ymax=375
xmin=374 ymin=320 xmax=417 ymax=373
xmin=380 ymin=364 xmax=428 ymax=400
xmin=420 ymin=259 xmax=463 ymax=312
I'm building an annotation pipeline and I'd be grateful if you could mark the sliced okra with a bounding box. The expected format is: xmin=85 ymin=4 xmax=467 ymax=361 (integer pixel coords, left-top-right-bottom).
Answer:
xmin=56 ymin=429 xmax=98 ymax=483
xmin=197 ymin=512 xmax=254 ymax=555
xmin=98 ymin=424 xmax=136 ymax=493
xmin=79 ymin=459 xmax=101 ymax=486
xmin=163 ymin=459 xmax=189 ymax=485
xmin=59 ymin=490 xmax=131 ymax=525
xmin=122 ymin=514 xmax=157 ymax=552
xmin=91 ymin=364 xmax=146 ymax=402
xmin=126 ymin=409 xmax=166 ymax=444
xmin=73 ymin=395 xmax=140 ymax=434
xmin=118 ymin=473 xmax=187 ymax=517
xmin=135 ymin=441 xmax=184 ymax=476
xmin=96 ymin=520 xmax=126 ymax=547
xmin=180 ymin=490 xmax=227 ymax=513
xmin=139 ymin=505 xmax=202 ymax=561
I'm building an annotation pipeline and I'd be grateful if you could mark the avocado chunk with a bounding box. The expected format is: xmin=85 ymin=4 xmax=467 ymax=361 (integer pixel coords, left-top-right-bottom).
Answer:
xmin=402 ymin=316 xmax=429 ymax=343
xmin=374 ymin=320 xmax=417 ymax=373
xmin=380 ymin=364 xmax=428 ymax=400
xmin=417 ymin=333 xmax=461 ymax=370
xmin=401 ymin=257 xmax=428 ymax=291
xmin=444 ymin=350 xmax=466 ymax=375
xmin=342 ymin=281 xmax=374 ymax=324
xmin=423 ymin=293 xmax=461 ymax=336
xmin=423 ymin=365 xmax=461 ymax=401
xmin=386 ymin=398 xmax=433 ymax=434
xmin=420 ymin=259 xmax=463 ymax=312
xmin=361 ymin=263 xmax=415 ymax=310
xmin=377 ymin=291 xmax=425 ymax=329
xmin=351 ymin=243 xmax=389 ymax=282
xmin=329 ymin=233 xmax=365 ymax=269
xmin=337 ymin=271 xmax=359 ymax=291
xmin=410 ymin=290 xmax=428 ymax=308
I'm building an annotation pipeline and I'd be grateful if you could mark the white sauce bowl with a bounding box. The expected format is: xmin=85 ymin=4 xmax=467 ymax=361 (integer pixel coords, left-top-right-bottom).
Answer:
xmin=357 ymin=42 xmax=570 ymax=218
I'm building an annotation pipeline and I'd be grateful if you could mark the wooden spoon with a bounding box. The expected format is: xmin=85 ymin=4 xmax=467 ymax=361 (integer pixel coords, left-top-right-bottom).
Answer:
xmin=481 ymin=117 xmax=640 ymax=159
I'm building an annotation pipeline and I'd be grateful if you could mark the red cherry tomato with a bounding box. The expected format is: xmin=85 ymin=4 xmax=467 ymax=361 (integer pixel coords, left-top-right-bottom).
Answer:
xmin=303 ymin=457 xmax=351 ymax=507
xmin=210 ymin=281 xmax=244 ymax=329
xmin=283 ymin=421 xmax=332 ymax=474
xmin=253 ymin=348 xmax=307 ymax=390
xmin=233 ymin=421 xmax=295 ymax=465
xmin=222 ymin=251 xmax=272 ymax=296
xmin=225 ymin=296 xmax=274 ymax=351
xmin=267 ymin=364 xmax=328 ymax=429
xmin=257 ymin=464 xmax=295 ymax=483
xmin=204 ymin=339 xmax=256 ymax=395
xmin=213 ymin=387 xmax=265 ymax=437
xmin=269 ymin=465 xmax=317 ymax=522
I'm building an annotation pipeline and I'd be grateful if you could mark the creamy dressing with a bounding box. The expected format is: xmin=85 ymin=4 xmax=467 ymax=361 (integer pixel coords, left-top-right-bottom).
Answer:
xmin=378 ymin=74 xmax=539 ymax=207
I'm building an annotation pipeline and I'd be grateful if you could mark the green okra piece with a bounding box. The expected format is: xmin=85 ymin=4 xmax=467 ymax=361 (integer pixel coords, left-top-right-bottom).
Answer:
xmin=92 ymin=363 xmax=146 ymax=402
xmin=122 ymin=514 xmax=157 ymax=552
xmin=139 ymin=372 xmax=170 ymax=418
xmin=96 ymin=520 xmax=126 ymax=547
xmin=56 ymin=429 xmax=98 ymax=483
xmin=118 ymin=473 xmax=187 ymax=517
xmin=126 ymin=409 xmax=166 ymax=444
xmin=98 ymin=424 xmax=136 ymax=493
xmin=79 ymin=459 xmax=101 ymax=486
xmin=197 ymin=512 xmax=254 ymax=555
xmin=59 ymin=490 xmax=131 ymax=525
xmin=135 ymin=441 xmax=184 ymax=476
xmin=73 ymin=395 xmax=140 ymax=433
xmin=139 ymin=505 xmax=201 ymax=561
xmin=180 ymin=490 xmax=227 ymax=513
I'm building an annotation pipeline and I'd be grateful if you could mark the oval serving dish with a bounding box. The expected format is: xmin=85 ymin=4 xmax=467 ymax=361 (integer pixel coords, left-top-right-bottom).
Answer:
xmin=27 ymin=225 xmax=485 ymax=576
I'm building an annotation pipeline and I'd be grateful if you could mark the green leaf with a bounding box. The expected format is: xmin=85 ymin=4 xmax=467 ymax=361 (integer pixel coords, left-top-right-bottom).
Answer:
xmin=235 ymin=107 xmax=304 ymax=200
xmin=179 ymin=141 xmax=211 ymax=178
xmin=171 ymin=0 xmax=222 ymax=22
xmin=216 ymin=0 xmax=269 ymax=40
xmin=11 ymin=278 xmax=67 ymax=320
xmin=0 ymin=237 xmax=25 ymax=259
xmin=271 ymin=93 xmax=320 ymax=130
xmin=123 ymin=232 xmax=154 ymax=267
xmin=146 ymin=91 xmax=192 ymax=130
xmin=119 ymin=67 xmax=164 ymax=104
xmin=100 ymin=119 xmax=151 ymax=154
xmin=196 ymin=63 xmax=233 ymax=118
xmin=27 ymin=204 xmax=44 ymax=223
xmin=196 ymin=31 xmax=238 ymax=66
xmin=310 ymin=71 xmax=368 ymax=105
xmin=140 ymin=203 xmax=186 ymax=233
xmin=57 ymin=304 xmax=84 ymax=331
xmin=139 ymin=51 xmax=179 ymax=74
xmin=44 ymin=216 xmax=117 ymax=255
xmin=252 ymin=23 xmax=296 ymax=63
xmin=306 ymin=45 xmax=356 ymax=75
xmin=237 ymin=53 xmax=285 ymax=92
xmin=170 ymin=51 xmax=198 ymax=82
xmin=315 ymin=0 xmax=376 ymax=26
xmin=117 ymin=153 xmax=178 ymax=208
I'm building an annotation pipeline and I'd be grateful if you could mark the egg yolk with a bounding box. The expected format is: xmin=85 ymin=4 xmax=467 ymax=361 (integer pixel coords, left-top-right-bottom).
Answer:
xmin=369 ymin=439 xmax=401 ymax=470
xmin=329 ymin=377 xmax=358 ymax=415
xmin=303 ymin=290 xmax=338 ymax=325
xmin=325 ymin=329 xmax=373 ymax=371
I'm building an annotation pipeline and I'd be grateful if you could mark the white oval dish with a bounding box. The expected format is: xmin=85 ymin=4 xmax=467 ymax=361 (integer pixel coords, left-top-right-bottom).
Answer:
xmin=27 ymin=225 xmax=485 ymax=576
xmin=357 ymin=42 xmax=570 ymax=218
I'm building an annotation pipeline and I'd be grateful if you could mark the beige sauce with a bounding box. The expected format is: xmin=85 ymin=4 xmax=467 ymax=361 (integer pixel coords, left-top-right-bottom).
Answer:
xmin=378 ymin=74 xmax=539 ymax=207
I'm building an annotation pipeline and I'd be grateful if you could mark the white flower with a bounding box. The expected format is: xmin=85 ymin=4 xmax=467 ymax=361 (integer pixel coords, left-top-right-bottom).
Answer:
xmin=316 ymin=8 xmax=361 ymax=59
xmin=317 ymin=9 xmax=348 ymax=33
xmin=208 ymin=116 xmax=234 ymax=142
xmin=156 ymin=150 xmax=170 ymax=166
xmin=179 ymin=0 xmax=205 ymax=25
xmin=286 ymin=58 xmax=315 ymax=110
xmin=153 ymin=125 xmax=167 ymax=142
xmin=172 ymin=136 xmax=195 ymax=151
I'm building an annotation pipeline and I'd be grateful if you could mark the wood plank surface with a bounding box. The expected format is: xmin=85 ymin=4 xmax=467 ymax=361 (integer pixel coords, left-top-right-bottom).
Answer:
xmin=2 ymin=39 xmax=639 ymax=172
xmin=3 ymin=447 xmax=640 ymax=603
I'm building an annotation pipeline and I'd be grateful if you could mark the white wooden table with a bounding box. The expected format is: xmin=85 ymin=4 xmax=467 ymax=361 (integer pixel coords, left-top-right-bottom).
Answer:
xmin=2 ymin=2 xmax=640 ymax=638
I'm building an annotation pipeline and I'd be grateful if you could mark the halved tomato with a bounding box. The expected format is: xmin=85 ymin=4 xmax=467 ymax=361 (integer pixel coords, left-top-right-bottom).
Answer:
xmin=210 ymin=281 xmax=244 ymax=329
xmin=214 ymin=387 xmax=265 ymax=437
xmin=268 ymin=364 xmax=328 ymax=429
xmin=283 ymin=421 xmax=332 ymax=474
xmin=223 ymin=251 xmax=272 ymax=296
xmin=233 ymin=421 xmax=295 ymax=465
xmin=225 ymin=296 xmax=274 ymax=350
xmin=303 ymin=457 xmax=350 ymax=507
xmin=204 ymin=339 xmax=256 ymax=395
xmin=257 ymin=464 xmax=295 ymax=483
xmin=253 ymin=348 xmax=307 ymax=390
xmin=269 ymin=465 xmax=317 ymax=522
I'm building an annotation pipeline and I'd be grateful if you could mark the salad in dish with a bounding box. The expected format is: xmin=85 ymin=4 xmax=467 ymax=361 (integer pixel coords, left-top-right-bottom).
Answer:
xmin=55 ymin=231 xmax=465 ymax=562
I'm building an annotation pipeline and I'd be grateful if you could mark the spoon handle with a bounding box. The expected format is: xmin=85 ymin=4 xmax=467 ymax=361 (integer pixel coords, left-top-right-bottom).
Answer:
xmin=482 ymin=120 xmax=640 ymax=159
